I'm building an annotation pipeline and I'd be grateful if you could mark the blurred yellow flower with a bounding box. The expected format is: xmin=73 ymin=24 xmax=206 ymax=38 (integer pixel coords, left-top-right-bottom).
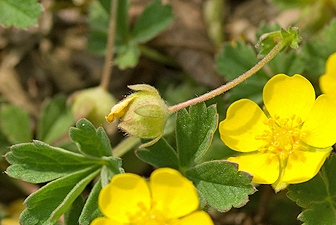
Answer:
xmin=91 ymin=168 xmax=214 ymax=225
xmin=320 ymin=52 xmax=336 ymax=98
xmin=219 ymin=74 xmax=336 ymax=191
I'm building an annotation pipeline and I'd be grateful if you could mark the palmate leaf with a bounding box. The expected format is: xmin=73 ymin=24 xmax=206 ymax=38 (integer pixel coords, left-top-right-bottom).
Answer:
xmin=5 ymin=118 xmax=123 ymax=225
xmin=5 ymin=140 xmax=105 ymax=183
xmin=0 ymin=0 xmax=42 ymax=28
xmin=88 ymin=0 xmax=173 ymax=69
xmin=20 ymin=166 xmax=100 ymax=225
xmin=136 ymin=103 xmax=254 ymax=211
xmin=287 ymin=154 xmax=336 ymax=225
xmin=186 ymin=161 xmax=255 ymax=211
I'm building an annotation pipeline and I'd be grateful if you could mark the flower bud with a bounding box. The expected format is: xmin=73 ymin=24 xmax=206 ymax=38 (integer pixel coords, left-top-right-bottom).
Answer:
xmin=70 ymin=86 xmax=117 ymax=127
xmin=105 ymin=84 xmax=170 ymax=147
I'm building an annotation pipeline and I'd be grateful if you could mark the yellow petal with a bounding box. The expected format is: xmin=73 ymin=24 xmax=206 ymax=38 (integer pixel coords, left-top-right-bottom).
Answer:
xmin=263 ymin=74 xmax=315 ymax=122
xmin=228 ymin=152 xmax=279 ymax=184
xmin=320 ymin=52 xmax=336 ymax=96
xmin=302 ymin=95 xmax=336 ymax=148
xmin=90 ymin=217 xmax=122 ymax=225
xmin=150 ymin=168 xmax=199 ymax=219
xmin=178 ymin=211 xmax=214 ymax=225
xmin=280 ymin=149 xmax=331 ymax=184
xmin=219 ymin=99 xmax=269 ymax=152
xmin=98 ymin=173 xmax=151 ymax=223
xmin=105 ymin=95 xmax=136 ymax=123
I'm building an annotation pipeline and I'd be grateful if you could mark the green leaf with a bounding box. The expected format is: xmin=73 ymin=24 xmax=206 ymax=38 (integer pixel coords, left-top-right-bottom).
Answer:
xmin=114 ymin=41 xmax=141 ymax=69
xmin=5 ymin=140 xmax=105 ymax=183
xmin=324 ymin=20 xmax=336 ymax=49
xmin=115 ymin=0 xmax=130 ymax=46
xmin=79 ymin=179 xmax=104 ymax=225
xmin=267 ymin=51 xmax=305 ymax=76
xmin=64 ymin=195 xmax=84 ymax=225
xmin=37 ymin=95 xmax=75 ymax=144
xmin=301 ymin=20 xmax=336 ymax=87
xmin=216 ymin=41 xmax=269 ymax=104
xmin=97 ymin=0 xmax=112 ymax=13
xmin=20 ymin=166 xmax=100 ymax=225
xmin=185 ymin=160 xmax=255 ymax=211
xmin=87 ymin=0 xmax=110 ymax=55
xmin=131 ymin=0 xmax=174 ymax=43
xmin=0 ymin=104 xmax=32 ymax=144
xmin=69 ymin=119 xmax=112 ymax=157
xmin=88 ymin=0 xmax=129 ymax=55
xmin=176 ymin=103 xmax=218 ymax=168
xmin=287 ymin=154 xmax=336 ymax=225
xmin=136 ymin=138 xmax=179 ymax=170
xmin=0 ymin=0 xmax=42 ymax=28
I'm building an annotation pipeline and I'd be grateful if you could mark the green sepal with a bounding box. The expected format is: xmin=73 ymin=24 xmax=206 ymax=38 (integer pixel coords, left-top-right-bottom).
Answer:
xmin=79 ymin=179 xmax=104 ymax=225
xmin=135 ymin=105 xmax=162 ymax=118
xmin=0 ymin=0 xmax=42 ymax=28
xmin=256 ymin=27 xmax=302 ymax=58
xmin=5 ymin=140 xmax=105 ymax=183
xmin=0 ymin=104 xmax=32 ymax=144
xmin=64 ymin=195 xmax=84 ymax=225
xmin=185 ymin=160 xmax=255 ymax=211
xmin=176 ymin=103 xmax=218 ymax=168
xmin=69 ymin=119 xmax=112 ymax=157
xmin=136 ymin=138 xmax=179 ymax=170
xmin=37 ymin=95 xmax=75 ymax=144
xmin=287 ymin=153 xmax=336 ymax=224
xmin=131 ymin=0 xmax=174 ymax=43
xmin=20 ymin=166 xmax=100 ymax=225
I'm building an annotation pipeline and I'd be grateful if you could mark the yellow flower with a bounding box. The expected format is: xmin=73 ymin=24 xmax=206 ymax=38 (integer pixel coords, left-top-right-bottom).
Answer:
xmin=219 ymin=74 xmax=336 ymax=191
xmin=320 ymin=52 xmax=336 ymax=98
xmin=91 ymin=168 xmax=214 ymax=225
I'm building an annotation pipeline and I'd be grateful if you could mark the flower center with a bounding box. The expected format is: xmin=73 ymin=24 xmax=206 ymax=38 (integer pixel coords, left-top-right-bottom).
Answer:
xmin=128 ymin=202 xmax=178 ymax=225
xmin=255 ymin=114 xmax=306 ymax=159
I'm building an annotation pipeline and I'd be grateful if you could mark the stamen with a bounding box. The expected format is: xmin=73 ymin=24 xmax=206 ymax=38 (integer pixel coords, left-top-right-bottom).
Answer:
xmin=255 ymin=114 xmax=304 ymax=158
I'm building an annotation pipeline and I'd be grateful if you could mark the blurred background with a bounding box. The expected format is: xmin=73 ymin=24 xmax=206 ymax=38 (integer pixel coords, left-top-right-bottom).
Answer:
xmin=0 ymin=0 xmax=335 ymax=224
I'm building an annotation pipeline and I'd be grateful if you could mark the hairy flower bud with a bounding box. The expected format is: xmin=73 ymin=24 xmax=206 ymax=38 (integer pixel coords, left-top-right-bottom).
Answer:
xmin=105 ymin=84 xmax=170 ymax=147
xmin=70 ymin=87 xmax=117 ymax=128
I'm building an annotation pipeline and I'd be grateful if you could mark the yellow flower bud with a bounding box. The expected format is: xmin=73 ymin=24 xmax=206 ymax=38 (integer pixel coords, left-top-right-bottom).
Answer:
xmin=106 ymin=84 xmax=170 ymax=147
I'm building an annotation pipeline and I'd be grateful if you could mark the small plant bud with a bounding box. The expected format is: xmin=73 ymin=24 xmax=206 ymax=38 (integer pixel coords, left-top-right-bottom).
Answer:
xmin=70 ymin=86 xmax=117 ymax=127
xmin=106 ymin=84 xmax=170 ymax=147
